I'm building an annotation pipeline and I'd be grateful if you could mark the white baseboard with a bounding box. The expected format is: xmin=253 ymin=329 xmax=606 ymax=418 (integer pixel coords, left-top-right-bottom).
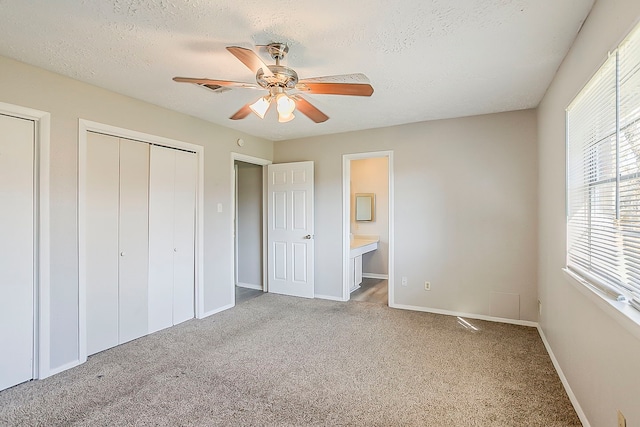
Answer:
xmin=46 ymin=359 xmax=82 ymax=378
xmin=389 ymin=302 xmax=538 ymax=327
xmin=200 ymin=302 xmax=235 ymax=319
xmin=537 ymin=326 xmax=590 ymax=427
xmin=362 ymin=273 xmax=389 ymax=280
xmin=236 ymin=282 xmax=262 ymax=290
xmin=315 ymin=293 xmax=347 ymax=302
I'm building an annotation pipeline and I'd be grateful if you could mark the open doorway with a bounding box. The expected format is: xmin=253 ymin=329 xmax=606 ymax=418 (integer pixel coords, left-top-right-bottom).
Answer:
xmin=234 ymin=160 xmax=263 ymax=303
xmin=230 ymin=153 xmax=316 ymax=304
xmin=231 ymin=153 xmax=271 ymax=305
xmin=342 ymin=151 xmax=394 ymax=305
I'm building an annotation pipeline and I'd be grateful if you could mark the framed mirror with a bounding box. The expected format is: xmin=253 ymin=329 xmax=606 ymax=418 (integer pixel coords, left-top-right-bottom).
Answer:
xmin=355 ymin=193 xmax=375 ymax=221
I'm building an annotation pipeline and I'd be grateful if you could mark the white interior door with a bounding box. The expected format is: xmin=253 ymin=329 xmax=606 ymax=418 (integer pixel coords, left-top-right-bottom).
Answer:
xmin=86 ymin=132 xmax=120 ymax=356
xmin=0 ymin=114 xmax=35 ymax=390
xmin=118 ymin=138 xmax=149 ymax=344
xmin=172 ymin=150 xmax=196 ymax=325
xmin=267 ymin=161 xmax=314 ymax=298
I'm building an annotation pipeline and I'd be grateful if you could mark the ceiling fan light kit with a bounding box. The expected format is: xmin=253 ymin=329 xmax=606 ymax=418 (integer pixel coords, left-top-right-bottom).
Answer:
xmin=276 ymin=93 xmax=296 ymax=122
xmin=173 ymin=42 xmax=374 ymax=124
xmin=249 ymin=96 xmax=271 ymax=119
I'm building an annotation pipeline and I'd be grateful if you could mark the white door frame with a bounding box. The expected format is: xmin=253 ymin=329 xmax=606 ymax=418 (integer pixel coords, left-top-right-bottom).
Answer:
xmin=342 ymin=151 xmax=394 ymax=304
xmin=78 ymin=120 xmax=204 ymax=363
xmin=233 ymin=163 xmax=239 ymax=287
xmin=230 ymin=153 xmax=272 ymax=303
xmin=0 ymin=101 xmax=51 ymax=380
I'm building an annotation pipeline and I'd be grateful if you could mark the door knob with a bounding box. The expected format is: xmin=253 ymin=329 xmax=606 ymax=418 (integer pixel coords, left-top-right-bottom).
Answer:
xmin=174 ymin=248 xmax=178 ymax=252
xmin=120 ymin=251 xmax=125 ymax=257
xmin=304 ymin=235 xmax=313 ymax=239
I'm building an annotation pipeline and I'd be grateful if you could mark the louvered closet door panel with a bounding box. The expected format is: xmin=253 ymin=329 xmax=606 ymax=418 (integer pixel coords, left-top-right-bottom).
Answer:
xmin=118 ymin=138 xmax=149 ymax=344
xmin=0 ymin=114 xmax=34 ymax=391
xmin=148 ymin=145 xmax=175 ymax=333
xmin=86 ymin=132 xmax=120 ymax=355
xmin=172 ymin=150 xmax=196 ymax=325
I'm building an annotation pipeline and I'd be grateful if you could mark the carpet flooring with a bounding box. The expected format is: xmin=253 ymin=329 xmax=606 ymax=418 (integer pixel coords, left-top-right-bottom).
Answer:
xmin=0 ymin=294 xmax=580 ymax=426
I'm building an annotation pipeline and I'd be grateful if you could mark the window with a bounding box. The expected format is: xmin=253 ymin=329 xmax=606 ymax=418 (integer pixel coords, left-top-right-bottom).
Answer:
xmin=567 ymin=23 xmax=640 ymax=312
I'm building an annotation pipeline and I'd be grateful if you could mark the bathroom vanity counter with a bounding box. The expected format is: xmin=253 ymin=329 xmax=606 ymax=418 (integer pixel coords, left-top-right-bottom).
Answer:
xmin=349 ymin=236 xmax=379 ymax=292
xmin=350 ymin=238 xmax=379 ymax=258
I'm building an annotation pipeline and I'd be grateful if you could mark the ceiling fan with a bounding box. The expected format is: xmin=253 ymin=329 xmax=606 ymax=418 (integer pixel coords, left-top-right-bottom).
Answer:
xmin=173 ymin=43 xmax=374 ymax=123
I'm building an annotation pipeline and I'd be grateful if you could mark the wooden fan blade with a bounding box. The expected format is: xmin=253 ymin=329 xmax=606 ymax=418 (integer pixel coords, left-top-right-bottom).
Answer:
xmin=173 ymin=77 xmax=260 ymax=89
xmin=230 ymin=103 xmax=252 ymax=120
xmin=295 ymin=82 xmax=374 ymax=96
xmin=298 ymin=73 xmax=370 ymax=84
xmin=293 ymin=97 xmax=329 ymax=123
xmin=226 ymin=46 xmax=274 ymax=77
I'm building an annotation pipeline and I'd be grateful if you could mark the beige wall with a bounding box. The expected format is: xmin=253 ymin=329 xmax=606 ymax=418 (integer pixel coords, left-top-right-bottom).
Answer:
xmin=275 ymin=109 xmax=538 ymax=321
xmin=351 ymin=157 xmax=389 ymax=275
xmin=537 ymin=0 xmax=640 ymax=425
xmin=236 ymin=161 xmax=263 ymax=288
xmin=0 ymin=55 xmax=273 ymax=372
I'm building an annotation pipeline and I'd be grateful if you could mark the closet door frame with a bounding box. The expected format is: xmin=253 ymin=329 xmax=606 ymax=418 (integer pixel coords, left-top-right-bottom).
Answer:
xmin=0 ymin=101 xmax=51 ymax=380
xmin=78 ymin=120 xmax=204 ymax=363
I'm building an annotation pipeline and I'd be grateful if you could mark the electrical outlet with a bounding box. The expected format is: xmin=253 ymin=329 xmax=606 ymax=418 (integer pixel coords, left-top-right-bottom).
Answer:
xmin=401 ymin=276 xmax=408 ymax=286
xmin=424 ymin=281 xmax=431 ymax=291
xmin=618 ymin=410 xmax=626 ymax=427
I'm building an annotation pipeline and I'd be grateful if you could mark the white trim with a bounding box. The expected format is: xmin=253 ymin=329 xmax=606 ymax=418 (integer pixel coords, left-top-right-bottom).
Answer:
xmin=262 ymin=166 xmax=268 ymax=293
xmin=200 ymin=302 xmax=235 ymax=319
xmin=362 ymin=273 xmax=389 ymax=280
xmin=236 ymin=282 xmax=263 ymax=290
xmin=47 ymin=359 xmax=82 ymax=377
xmin=78 ymin=119 xmax=205 ymax=363
xmin=537 ymin=326 xmax=591 ymax=427
xmin=233 ymin=152 xmax=272 ymax=166
xmin=234 ymin=164 xmax=239 ymax=287
xmin=342 ymin=157 xmax=351 ymax=301
xmin=315 ymin=294 xmax=348 ymax=302
xmin=230 ymin=153 xmax=272 ymax=305
xmin=37 ymin=113 xmax=51 ymax=380
xmin=390 ymin=302 xmax=539 ymax=327
xmin=78 ymin=125 xmax=87 ymax=363
xmin=388 ymin=153 xmax=395 ymax=307
xmin=0 ymin=102 xmax=51 ymax=380
xmin=342 ymin=151 xmax=395 ymax=305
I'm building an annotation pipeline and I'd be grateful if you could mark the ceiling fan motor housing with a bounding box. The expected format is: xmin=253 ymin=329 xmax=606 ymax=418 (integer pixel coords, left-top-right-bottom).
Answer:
xmin=266 ymin=43 xmax=289 ymax=61
xmin=256 ymin=65 xmax=299 ymax=89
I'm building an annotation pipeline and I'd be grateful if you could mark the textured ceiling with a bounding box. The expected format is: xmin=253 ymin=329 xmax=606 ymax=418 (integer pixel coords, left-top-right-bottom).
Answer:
xmin=0 ymin=0 xmax=594 ymax=141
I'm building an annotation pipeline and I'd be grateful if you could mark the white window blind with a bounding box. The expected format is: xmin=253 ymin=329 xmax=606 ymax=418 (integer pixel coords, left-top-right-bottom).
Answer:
xmin=567 ymin=23 xmax=640 ymax=311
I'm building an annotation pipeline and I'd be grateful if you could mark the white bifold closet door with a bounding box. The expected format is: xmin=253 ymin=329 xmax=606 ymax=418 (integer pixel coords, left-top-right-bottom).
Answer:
xmin=86 ymin=132 xmax=149 ymax=356
xmin=148 ymin=145 xmax=196 ymax=334
xmin=0 ymin=114 xmax=35 ymax=391
xmin=118 ymin=139 xmax=150 ymax=343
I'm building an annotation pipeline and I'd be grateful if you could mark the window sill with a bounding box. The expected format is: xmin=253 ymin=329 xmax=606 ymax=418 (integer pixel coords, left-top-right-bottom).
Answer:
xmin=562 ymin=268 xmax=640 ymax=342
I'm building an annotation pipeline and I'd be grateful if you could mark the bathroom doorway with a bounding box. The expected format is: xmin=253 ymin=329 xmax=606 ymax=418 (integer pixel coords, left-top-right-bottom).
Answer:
xmin=342 ymin=151 xmax=394 ymax=305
